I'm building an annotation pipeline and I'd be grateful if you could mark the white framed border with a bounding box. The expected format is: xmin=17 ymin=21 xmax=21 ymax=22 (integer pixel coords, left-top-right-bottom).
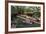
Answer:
xmin=8 ymin=3 xmax=43 ymax=32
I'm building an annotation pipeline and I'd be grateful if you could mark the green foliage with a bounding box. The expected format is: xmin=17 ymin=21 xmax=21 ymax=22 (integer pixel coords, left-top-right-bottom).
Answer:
xmin=32 ymin=7 xmax=40 ymax=18
xmin=11 ymin=6 xmax=40 ymax=18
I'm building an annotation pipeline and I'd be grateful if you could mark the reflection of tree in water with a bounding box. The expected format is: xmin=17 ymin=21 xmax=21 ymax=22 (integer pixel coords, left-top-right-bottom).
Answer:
xmin=11 ymin=6 xmax=41 ymax=28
